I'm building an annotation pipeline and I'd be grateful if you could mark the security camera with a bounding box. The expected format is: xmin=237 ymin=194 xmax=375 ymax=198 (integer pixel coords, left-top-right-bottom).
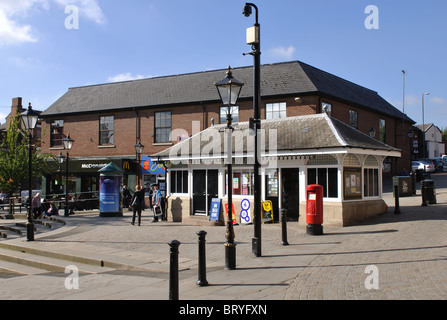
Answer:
xmin=243 ymin=5 xmax=252 ymax=17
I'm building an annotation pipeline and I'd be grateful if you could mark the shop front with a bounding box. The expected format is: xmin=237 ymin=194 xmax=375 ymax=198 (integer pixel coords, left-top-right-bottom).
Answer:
xmin=43 ymin=157 xmax=138 ymax=210
xmin=153 ymin=114 xmax=401 ymax=227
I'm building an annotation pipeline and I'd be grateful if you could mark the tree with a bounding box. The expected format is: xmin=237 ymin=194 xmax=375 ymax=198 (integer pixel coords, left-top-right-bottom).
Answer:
xmin=0 ymin=114 xmax=53 ymax=198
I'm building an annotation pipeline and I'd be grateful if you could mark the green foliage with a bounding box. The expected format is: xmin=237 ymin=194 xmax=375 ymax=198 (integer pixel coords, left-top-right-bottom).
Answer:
xmin=0 ymin=115 xmax=53 ymax=195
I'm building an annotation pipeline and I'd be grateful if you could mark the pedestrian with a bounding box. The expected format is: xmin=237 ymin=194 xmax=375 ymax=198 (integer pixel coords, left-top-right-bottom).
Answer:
xmin=152 ymin=184 xmax=162 ymax=223
xmin=122 ymin=185 xmax=132 ymax=209
xmin=44 ymin=203 xmax=59 ymax=218
xmin=130 ymin=185 xmax=144 ymax=226
xmin=32 ymin=193 xmax=42 ymax=219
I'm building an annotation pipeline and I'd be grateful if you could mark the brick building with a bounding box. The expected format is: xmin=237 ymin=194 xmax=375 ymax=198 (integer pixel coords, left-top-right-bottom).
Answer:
xmin=39 ymin=61 xmax=414 ymax=220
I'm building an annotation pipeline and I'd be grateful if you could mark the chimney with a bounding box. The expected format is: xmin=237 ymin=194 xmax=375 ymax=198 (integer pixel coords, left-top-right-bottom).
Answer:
xmin=11 ymin=97 xmax=23 ymax=115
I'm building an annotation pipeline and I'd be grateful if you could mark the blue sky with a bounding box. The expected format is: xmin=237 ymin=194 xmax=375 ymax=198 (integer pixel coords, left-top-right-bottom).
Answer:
xmin=1 ymin=0 xmax=446 ymax=129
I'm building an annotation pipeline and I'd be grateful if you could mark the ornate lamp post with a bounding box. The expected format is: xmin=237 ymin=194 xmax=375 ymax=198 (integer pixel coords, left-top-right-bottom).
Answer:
xmin=134 ymin=140 xmax=144 ymax=185
xmin=62 ymin=134 xmax=74 ymax=216
xmin=20 ymin=103 xmax=39 ymax=241
xmin=215 ymin=66 xmax=244 ymax=270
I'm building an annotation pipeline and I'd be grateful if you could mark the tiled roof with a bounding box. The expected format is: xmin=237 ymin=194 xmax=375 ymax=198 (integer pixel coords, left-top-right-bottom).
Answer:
xmin=41 ymin=61 xmax=413 ymax=123
xmin=153 ymin=113 xmax=400 ymax=159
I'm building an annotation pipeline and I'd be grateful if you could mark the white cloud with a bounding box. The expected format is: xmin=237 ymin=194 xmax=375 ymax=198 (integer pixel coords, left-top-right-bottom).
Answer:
xmin=54 ymin=0 xmax=106 ymax=25
xmin=108 ymin=73 xmax=148 ymax=83
xmin=270 ymin=45 xmax=296 ymax=60
xmin=0 ymin=0 xmax=49 ymax=45
xmin=0 ymin=0 xmax=106 ymax=45
xmin=430 ymin=97 xmax=447 ymax=105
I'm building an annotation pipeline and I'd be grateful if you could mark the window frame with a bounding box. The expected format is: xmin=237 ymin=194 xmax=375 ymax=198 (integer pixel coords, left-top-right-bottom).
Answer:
xmin=99 ymin=115 xmax=114 ymax=146
xmin=50 ymin=120 xmax=64 ymax=147
xmin=154 ymin=111 xmax=172 ymax=143
xmin=266 ymin=102 xmax=287 ymax=120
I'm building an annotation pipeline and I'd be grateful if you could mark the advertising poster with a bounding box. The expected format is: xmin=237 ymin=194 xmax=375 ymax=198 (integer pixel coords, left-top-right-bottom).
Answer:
xmin=209 ymin=198 xmax=221 ymax=221
xmin=100 ymin=175 xmax=121 ymax=213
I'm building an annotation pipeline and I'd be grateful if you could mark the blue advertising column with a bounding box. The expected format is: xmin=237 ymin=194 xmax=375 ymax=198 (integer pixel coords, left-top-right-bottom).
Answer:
xmin=98 ymin=162 xmax=124 ymax=217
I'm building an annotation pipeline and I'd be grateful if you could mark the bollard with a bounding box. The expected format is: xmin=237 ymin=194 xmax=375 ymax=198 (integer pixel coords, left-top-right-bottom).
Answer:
xmin=421 ymin=180 xmax=428 ymax=207
xmin=280 ymin=209 xmax=289 ymax=245
xmin=168 ymin=240 xmax=181 ymax=300
xmin=196 ymin=230 xmax=208 ymax=287
xmin=394 ymin=185 xmax=401 ymax=214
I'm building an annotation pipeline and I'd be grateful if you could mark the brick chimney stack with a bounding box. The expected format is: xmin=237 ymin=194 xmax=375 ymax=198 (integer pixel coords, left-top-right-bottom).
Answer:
xmin=11 ymin=97 xmax=23 ymax=115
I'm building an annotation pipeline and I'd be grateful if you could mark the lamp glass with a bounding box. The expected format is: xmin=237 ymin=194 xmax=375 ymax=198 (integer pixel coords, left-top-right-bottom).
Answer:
xmin=63 ymin=134 xmax=74 ymax=150
xmin=21 ymin=104 xmax=39 ymax=131
xmin=135 ymin=141 xmax=144 ymax=154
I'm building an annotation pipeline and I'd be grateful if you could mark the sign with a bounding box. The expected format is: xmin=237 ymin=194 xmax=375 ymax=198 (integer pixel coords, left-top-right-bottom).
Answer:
xmin=240 ymin=198 xmax=252 ymax=224
xmin=224 ymin=203 xmax=238 ymax=225
xmin=141 ymin=156 xmax=166 ymax=175
xmin=209 ymin=198 xmax=221 ymax=221
xmin=261 ymin=200 xmax=274 ymax=223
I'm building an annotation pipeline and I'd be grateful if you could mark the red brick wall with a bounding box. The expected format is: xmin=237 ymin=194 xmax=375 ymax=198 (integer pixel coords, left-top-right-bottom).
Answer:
xmin=40 ymin=94 xmax=411 ymax=174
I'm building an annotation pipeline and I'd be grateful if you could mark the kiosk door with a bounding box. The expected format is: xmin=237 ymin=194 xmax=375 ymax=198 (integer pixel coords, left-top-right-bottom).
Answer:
xmin=193 ymin=170 xmax=218 ymax=216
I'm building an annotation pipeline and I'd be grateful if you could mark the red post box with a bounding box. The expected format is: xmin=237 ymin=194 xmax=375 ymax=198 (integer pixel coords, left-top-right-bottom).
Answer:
xmin=306 ymin=184 xmax=323 ymax=235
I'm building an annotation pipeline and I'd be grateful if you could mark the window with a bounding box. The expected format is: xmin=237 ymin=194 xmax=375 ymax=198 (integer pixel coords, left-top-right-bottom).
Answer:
xmin=322 ymin=102 xmax=332 ymax=116
xmin=226 ymin=169 xmax=254 ymax=195
xmin=99 ymin=116 xmax=114 ymax=145
xmin=266 ymin=102 xmax=286 ymax=119
xmin=307 ymin=168 xmax=338 ymax=198
xmin=364 ymin=168 xmax=379 ymax=197
xmin=220 ymin=106 xmax=239 ymax=123
xmin=155 ymin=111 xmax=172 ymax=143
xmin=343 ymin=167 xmax=362 ymax=200
xmin=50 ymin=120 xmax=64 ymax=147
xmin=170 ymin=170 xmax=188 ymax=194
xmin=379 ymin=119 xmax=386 ymax=143
xmin=349 ymin=110 xmax=358 ymax=129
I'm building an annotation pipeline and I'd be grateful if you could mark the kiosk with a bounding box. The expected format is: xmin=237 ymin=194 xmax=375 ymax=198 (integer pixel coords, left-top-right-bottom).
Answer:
xmin=99 ymin=162 xmax=124 ymax=217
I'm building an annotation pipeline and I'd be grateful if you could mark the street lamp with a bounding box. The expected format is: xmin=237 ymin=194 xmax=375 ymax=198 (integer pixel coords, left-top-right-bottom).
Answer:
xmin=243 ymin=2 xmax=262 ymax=257
xmin=20 ymin=103 xmax=39 ymax=242
xmin=134 ymin=140 xmax=144 ymax=185
xmin=422 ymin=92 xmax=430 ymax=158
xmin=215 ymin=66 xmax=244 ymax=270
xmin=62 ymin=134 xmax=74 ymax=217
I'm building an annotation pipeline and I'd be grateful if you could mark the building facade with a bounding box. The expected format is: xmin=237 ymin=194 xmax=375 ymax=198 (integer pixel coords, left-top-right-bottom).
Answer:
xmin=38 ymin=61 xmax=414 ymax=222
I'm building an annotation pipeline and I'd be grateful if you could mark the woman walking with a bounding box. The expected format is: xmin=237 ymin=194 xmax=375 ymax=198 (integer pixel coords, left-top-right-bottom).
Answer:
xmin=130 ymin=185 xmax=144 ymax=226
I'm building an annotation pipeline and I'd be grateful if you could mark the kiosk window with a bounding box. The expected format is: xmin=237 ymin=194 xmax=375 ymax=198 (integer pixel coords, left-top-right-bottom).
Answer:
xmin=307 ymin=168 xmax=338 ymax=198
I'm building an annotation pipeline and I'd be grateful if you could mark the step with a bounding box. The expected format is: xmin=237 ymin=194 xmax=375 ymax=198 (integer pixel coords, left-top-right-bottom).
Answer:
xmin=0 ymin=260 xmax=48 ymax=275
xmin=0 ymin=247 xmax=114 ymax=274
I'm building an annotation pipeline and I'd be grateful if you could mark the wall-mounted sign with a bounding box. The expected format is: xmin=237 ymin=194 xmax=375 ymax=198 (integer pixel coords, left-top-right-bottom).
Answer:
xmin=141 ymin=156 xmax=166 ymax=175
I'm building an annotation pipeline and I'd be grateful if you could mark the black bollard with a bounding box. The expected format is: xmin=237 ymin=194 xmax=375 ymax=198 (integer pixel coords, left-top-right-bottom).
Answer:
xmin=168 ymin=240 xmax=181 ymax=300
xmin=421 ymin=180 xmax=428 ymax=207
xmin=281 ymin=209 xmax=289 ymax=245
xmin=394 ymin=185 xmax=401 ymax=214
xmin=196 ymin=230 xmax=208 ymax=287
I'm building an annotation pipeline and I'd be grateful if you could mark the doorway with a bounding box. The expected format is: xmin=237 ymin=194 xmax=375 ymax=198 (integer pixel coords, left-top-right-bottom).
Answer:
xmin=192 ymin=169 xmax=218 ymax=216
xmin=281 ymin=168 xmax=300 ymax=221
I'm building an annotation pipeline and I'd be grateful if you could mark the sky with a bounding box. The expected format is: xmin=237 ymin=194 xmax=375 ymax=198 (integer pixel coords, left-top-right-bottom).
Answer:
xmin=0 ymin=0 xmax=446 ymax=130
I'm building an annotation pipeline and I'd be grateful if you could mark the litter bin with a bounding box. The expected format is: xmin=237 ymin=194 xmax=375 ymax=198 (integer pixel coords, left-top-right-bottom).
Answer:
xmin=415 ymin=169 xmax=424 ymax=182
xmin=392 ymin=176 xmax=413 ymax=197
xmin=421 ymin=179 xmax=436 ymax=205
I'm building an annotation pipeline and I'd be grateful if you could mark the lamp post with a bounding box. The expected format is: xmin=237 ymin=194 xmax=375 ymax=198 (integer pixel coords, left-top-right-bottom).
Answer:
xmin=215 ymin=66 xmax=244 ymax=270
xmin=20 ymin=103 xmax=39 ymax=242
xmin=62 ymin=134 xmax=74 ymax=217
xmin=243 ymin=2 xmax=262 ymax=257
xmin=422 ymin=92 xmax=429 ymax=158
xmin=134 ymin=140 xmax=144 ymax=185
